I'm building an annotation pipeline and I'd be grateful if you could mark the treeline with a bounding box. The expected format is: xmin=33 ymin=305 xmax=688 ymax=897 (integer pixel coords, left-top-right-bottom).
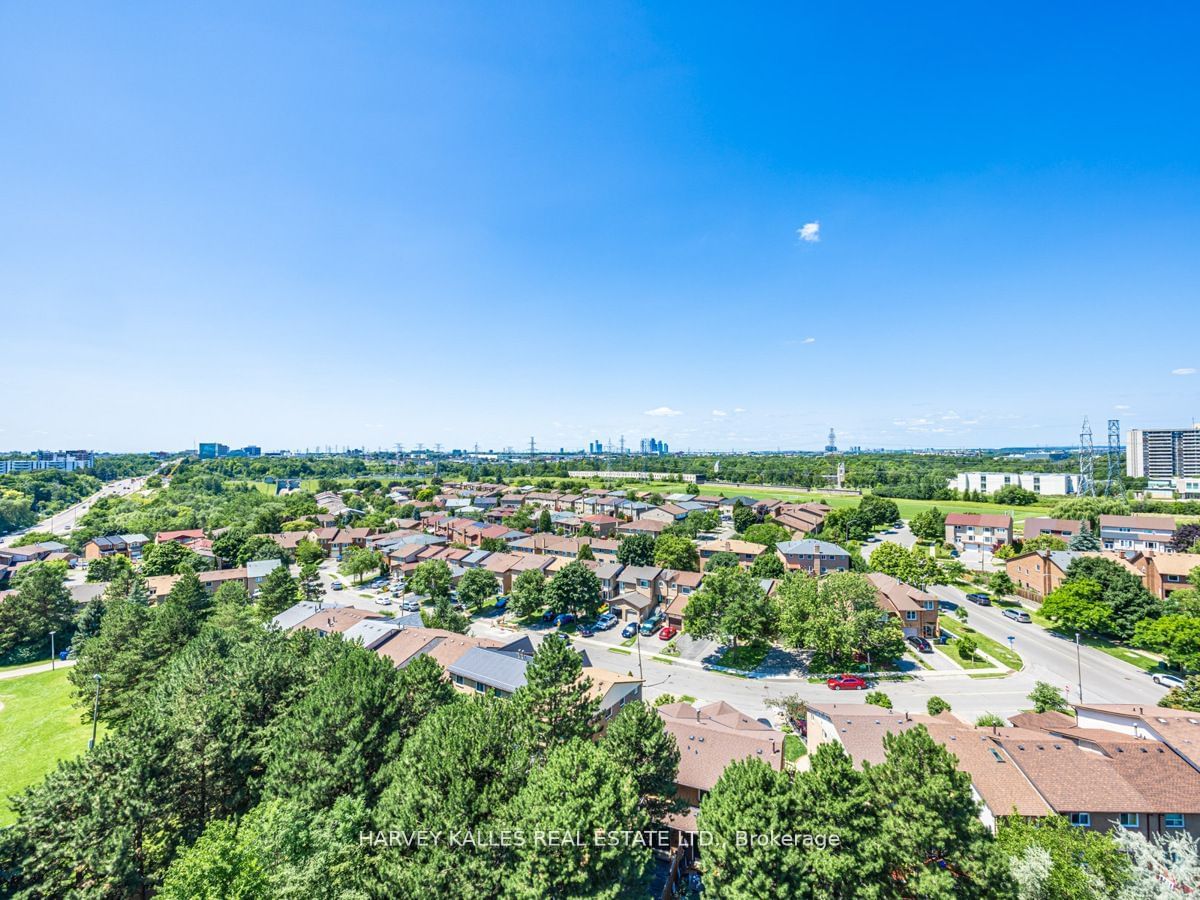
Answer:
xmin=0 ymin=470 xmax=102 ymax=535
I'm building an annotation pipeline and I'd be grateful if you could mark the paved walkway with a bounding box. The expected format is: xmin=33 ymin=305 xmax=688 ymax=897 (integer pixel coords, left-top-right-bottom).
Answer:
xmin=0 ymin=660 xmax=75 ymax=681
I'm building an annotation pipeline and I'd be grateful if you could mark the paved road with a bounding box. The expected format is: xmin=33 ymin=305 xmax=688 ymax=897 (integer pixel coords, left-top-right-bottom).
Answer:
xmin=860 ymin=522 xmax=916 ymax=561
xmin=1 ymin=477 xmax=147 ymax=547
xmin=928 ymin=583 xmax=1169 ymax=709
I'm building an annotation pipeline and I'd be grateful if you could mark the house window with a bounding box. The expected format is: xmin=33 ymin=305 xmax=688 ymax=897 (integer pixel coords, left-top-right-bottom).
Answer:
xmin=1166 ymin=814 xmax=1185 ymax=830
xmin=905 ymin=611 xmax=917 ymax=621
xmin=474 ymin=681 xmax=486 ymax=693
xmin=453 ymin=674 xmax=464 ymax=685
xmin=1069 ymin=813 xmax=1090 ymax=827
xmin=1119 ymin=813 xmax=1139 ymax=829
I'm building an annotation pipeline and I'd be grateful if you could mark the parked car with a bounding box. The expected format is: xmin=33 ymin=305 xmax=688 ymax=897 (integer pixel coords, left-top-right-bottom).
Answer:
xmin=595 ymin=612 xmax=618 ymax=630
xmin=621 ymin=622 xmax=638 ymax=639
xmin=331 ymin=582 xmax=344 ymax=591
xmin=826 ymin=674 xmax=868 ymax=691
xmin=554 ymin=613 xmax=576 ymax=628
xmin=640 ymin=616 xmax=663 ymax=636
xmin=401 ymin=600 xmax=420 ymax=612
xmin=907 ymin=635 xmax=932 ymax=653
xmin=658 ymin=626 xmax=678 ymax=641
xmin=1003 ymin=608 xmax=1032 ymax=623
xmin=1153 ymin=673 xmax=1187 ymax=688
xmin=578 ymin=624 xmax=596 ymax=637
xmin=938 ymin=599 xmax=958 ymax=612
xmin=542 ymin=609 xmax=557 ymax=623
xmin=494 ymin=596 xmax=508 ymax=611
xmin=377 ymin=597 xmax=392 ymax=606
xmin=965 ymin=592 xmax=991 ymax=606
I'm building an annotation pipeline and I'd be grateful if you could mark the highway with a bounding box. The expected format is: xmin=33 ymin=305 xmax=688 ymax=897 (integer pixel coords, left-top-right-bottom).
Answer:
xmin=0 ymin=476 xmax=147 ymax=547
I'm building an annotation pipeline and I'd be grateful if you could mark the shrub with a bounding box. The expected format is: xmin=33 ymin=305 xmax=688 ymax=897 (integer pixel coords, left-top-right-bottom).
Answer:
xmin=864 ymin=690 xmax=893 ymax=710
xmin=957 ymin=636 xmax=978 ymax=661
xmin=927 ymin=696 xmax=952 ymax=716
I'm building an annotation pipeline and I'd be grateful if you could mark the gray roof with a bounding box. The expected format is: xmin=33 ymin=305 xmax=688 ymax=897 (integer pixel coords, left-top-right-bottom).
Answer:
xmin=120 ymin=533 xmax=150 ymax=544
xmin=342 ymin=618 xmax=402 ymax=649
xmin=620 ymin=565 xmax=663 ymax=582
xmin=1048 ymin=550 xmax=1087 ymax=570
xmin=247 ymin=558 xmax=283 ymax=579
xmin=594 ymin=562 xmax=624 ymax=580
xmin=463 ymin=550 xmax=492 ymax=566
xmin=449 ymin=647 xmax=530 ymax=693
xmin=776 ymin=539 xmax=849 ymax=556
xmin=393 ymin=612 xmax=425 ymax=629
xmin=272 ymin=600 xmax=343 ymax=631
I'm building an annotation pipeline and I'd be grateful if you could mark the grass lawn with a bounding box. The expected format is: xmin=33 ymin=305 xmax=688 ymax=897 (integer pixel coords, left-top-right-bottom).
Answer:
xmin=716 ymin=641 xmax=770 ymax=672
xmin=784 ymin=734 xmax=807 ymax=764
xmin=0 ymin=645 xmax=54 ymax=673
xmin=608 ymin=647 xmax=632 ymax=656
xmin=0 ymin=668 xmax=100 ymax=826
xmin=940 ymin=616 xmax=1023 ymax=670
xmin=652 ymin=656 xmax=674 ymax=665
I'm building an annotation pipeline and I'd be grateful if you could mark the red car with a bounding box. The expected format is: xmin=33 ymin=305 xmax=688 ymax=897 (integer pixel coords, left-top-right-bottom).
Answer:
xmin=658 ymin=626 xmax=677 ymax=641
xmin=826 ymin=674 xmax=868 ymax=691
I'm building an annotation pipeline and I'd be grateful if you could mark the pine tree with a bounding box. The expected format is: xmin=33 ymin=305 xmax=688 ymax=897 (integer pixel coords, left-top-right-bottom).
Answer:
xmin=515 ymin=633 xmax=598 ymax=753
xmin=255 ymin=565 xmax=299 ymax=621
xmin=600 ymin=701 xmax=680 ymax=820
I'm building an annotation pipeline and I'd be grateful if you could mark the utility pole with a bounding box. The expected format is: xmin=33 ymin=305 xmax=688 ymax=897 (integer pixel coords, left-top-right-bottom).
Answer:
xmin=1075 ymin=632 xmax=1084 ymax=704
xmin=49 ymin=631 xmax=56 ymax=670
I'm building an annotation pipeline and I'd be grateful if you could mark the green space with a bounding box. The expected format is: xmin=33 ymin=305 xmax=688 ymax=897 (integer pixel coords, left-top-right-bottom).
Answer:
xmin=784 ymin=734 xmax=806 ymax=764
xmin=0 ymin=643 xmax=54 ymax=673
xmin=607 ymin=647 xmax=632 ymax=656
xmin=0 ymin=668 xmax=100 ymax=826
xmin=652 ymin=656 xmax=674 ymax=665
xmin=940 ymin=616 xmax=1022 ymax=670
xmin=715 ymin=641 xmax=770 ymax=672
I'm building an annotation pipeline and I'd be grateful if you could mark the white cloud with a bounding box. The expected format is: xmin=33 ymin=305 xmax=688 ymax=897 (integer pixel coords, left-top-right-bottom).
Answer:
xmin=797 ymin=222 xmax=820 ymax=242
xmin=733 ymin=407 xmax=746 ymax=413
xmin=1172 ymin=367 xmax=1196 ymax=376
xmin=711 ymin=409 xmax=727 ymax=417
xmin=644 ymin=406 xmax=682 ymax=417
xmin=1114 ymin=404 xmax=1131 ymax=411
xmin=801 ymin=336 xmax=816 ymax=344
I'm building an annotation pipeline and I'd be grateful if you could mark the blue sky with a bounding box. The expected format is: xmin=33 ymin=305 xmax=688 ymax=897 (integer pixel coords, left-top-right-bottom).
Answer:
xmin=2 ymin=3 xmax=1198 ymax=453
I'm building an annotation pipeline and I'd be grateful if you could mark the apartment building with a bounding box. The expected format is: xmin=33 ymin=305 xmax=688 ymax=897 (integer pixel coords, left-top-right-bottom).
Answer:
xmin=1127 ymin=426 xmax=1200 ymax=478
xmin=0 ymin=450 xmax=94 ymax=474
xmin=82 ymin=533 xmax=150 ymax=561
xmin=944 ymin=513 xmax=1013 ymax=548
xmin=1099 ymin=515 xmax=1176 ymax=553
xmin=949 ymin=472 xmax=1078 ymax=496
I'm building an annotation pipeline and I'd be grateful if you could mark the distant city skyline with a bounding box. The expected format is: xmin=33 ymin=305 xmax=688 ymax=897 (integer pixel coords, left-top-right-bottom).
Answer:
xmin=2 ymin=5 xmax=1198 ymax=452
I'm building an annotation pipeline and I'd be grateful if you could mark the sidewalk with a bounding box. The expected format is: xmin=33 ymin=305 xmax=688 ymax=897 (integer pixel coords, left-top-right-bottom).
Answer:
xmin=0 ymin=660 xmax=76 ymax=681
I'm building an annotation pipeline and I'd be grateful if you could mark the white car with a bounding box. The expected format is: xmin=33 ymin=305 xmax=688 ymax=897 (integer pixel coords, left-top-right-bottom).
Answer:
xmin=1153 ymin=673 xmax=1186 ymax=689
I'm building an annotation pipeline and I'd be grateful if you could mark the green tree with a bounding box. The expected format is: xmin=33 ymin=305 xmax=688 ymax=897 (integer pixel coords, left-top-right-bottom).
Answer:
xmin=546 ymin=560 xmax=602 ymax=618
xmin=236 ymin=534 xmax=290 ymax=567
xmin=910 ymin=507 xmax=947 ymax=541
xmin=576 ymin=541 xmax=595 ymax=561
xmin=617 ymin=533 xmax=656 ymax=566
xmin=256 ymin=564 xmax=299 ymax=621
xmin=140 ymin=540 xmax=203 ymax=576
xmin=975 ymin=713 xmax=1005 ymax=728
xmin=577 ymin=521 xmax=595 ymax=538
xmin=510 ymin=569 xmax=547 ymax=618
xmin=995 ymin=815 xmax=1129 ymax=899
xmin=866 ymin=727 xmax=1015 ymax=897
xmin=993 ymin=485 xmax=1038 ymax=506
xmin=408 ymin=558 xmax=453 ymax=600
xmin=1159 ymin=674 xmax=1200 ymax=711
xmin=298 ymin=561 xmax=324 ymax=604
xmin=749 ymin=550 xmax=786 ymax=578
xmin=731 ymin=502 xmax=757 ymax=534
xmin=864 ymin=690 xmax=892 ymax=710
xmin=480 ymin=536 xmax=509 ymax=552
xmin=1134 ymin=615 xmax=1200 ymax=671
xmin=1020 ymin=534 xmax=1068 ymax=554
xmin=457 ymin=566 xmax=499 ymax=611
xmin=682 ymin=565 xmax=776 ymax=647
xmin=0 ymin=560 xmax=75 ymax=654
xmin=1028 ymin=681 xmax=1069 ymax=713
xmin=338 ymin=545 xmax=384 ymax=585
xmin=421 ymin=594 xmax=470 ymax=633
xmin=858 ymin=494 xmax=900 ymax=527
xmin=514 ymin=632 xmax=598 ymax=753
xmin=1064 ymin=556 xmax=1157 ymax=640
xmin=740 ymin=521 xmax=791 ymax=548
xmin=704 ymin=550 xmax=741 ymax=570
xmin=85 ymin=553 xmax=134 ymax=583
xmin=212 ymin=580 xmax=250 ymax=608
xmin=926 ymin=696 xmax=951 ymax=715
xmin=957 ymin=636 xmax=978 ymax=661
xmin=600 ymin=701 xmax=681 ymax=821
xmin=1068 ymin=527 xmax=1102 ymax=551
xmin=653 ymin=533 xmax=699 ymax=571
xmin=266 ymin=649 xmax=452 ymax=812
xmin=537 ymin=508 xmax=553 ymax=533
xmin=989 ymin=571 xmax=1016 ymax=597
xmin=1042 ymin=579 xmax=1112 ymax=634
xmin=294 ymin=538 xmax=325 ymax=567
xmin=500 ymin=741 xmax=651 ymax=899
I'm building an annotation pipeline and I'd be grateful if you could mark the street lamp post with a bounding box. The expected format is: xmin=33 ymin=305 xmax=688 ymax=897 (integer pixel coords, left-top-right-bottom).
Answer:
xmin=49 ymin=631 xmax=56 ymax=670
xmin=1075 ymin=632 xmax=1084 ymax=704
xmin=89 ymin=674 xmax=101 ymax=751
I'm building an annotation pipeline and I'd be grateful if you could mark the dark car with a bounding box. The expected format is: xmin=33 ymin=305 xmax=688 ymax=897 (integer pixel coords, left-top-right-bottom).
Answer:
xmin=907 ymin=635 xmax=933 ymax=653
xmin=621 ymin=622 xmax=638 ymax=639
xmin=966 ymin=592 xmax=991 ymax=606
xmin=938 ymin=599 xmax=958 ymax=612
xmin=578 ymin=624 xmax=595 ymax=637
xmin=494 ymin=596 xmax=508 ymax=611
xmin=826 ymin=674 xmax=868 ymax=691
xmin=542 ymin=609 xmax=557 ymax=623
xmin=554 ymin=613 xmax=576 ymax=628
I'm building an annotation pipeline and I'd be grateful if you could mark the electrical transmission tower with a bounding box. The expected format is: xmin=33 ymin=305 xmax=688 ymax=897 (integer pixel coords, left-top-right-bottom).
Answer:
xmin=1105 ymin=419 xmax=1124 ymax=498
xmin=1079 ymin=417 xmax=1096 ymax=497
xmin=529 ymin=436 xmax=536 ymax=456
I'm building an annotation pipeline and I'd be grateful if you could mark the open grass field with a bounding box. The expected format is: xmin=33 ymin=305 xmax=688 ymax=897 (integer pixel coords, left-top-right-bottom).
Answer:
xmin=0 ymin=668 xmax=101 ymax=826
xmin=940 ymin=616 xmax=1023 ymax=670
